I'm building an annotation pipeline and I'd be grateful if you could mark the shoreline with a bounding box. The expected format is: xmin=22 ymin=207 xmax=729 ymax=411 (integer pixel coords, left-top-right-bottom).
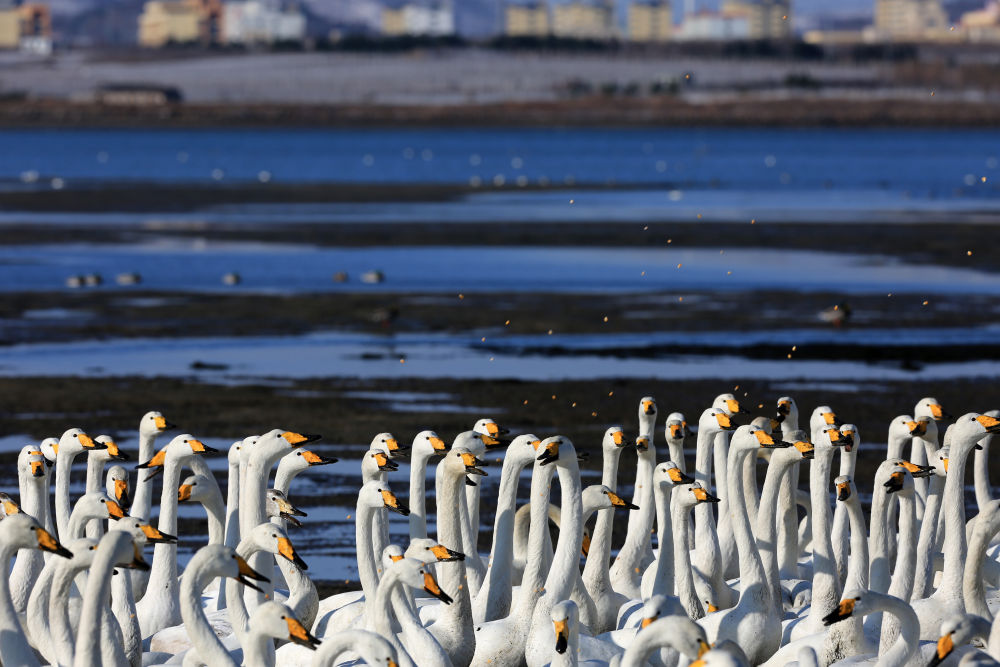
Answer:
xmin=4 ymin=96 xmax=1000 ymax=129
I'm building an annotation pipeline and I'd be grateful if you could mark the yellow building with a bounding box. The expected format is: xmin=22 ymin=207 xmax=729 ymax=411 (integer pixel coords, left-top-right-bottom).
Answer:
xmin=552 ymin=0 xmax=615 ymax=39
xmin=874 ymin=0 xmax=948 ymax=38
xmin=138 ymin=0 xmax=221 ymax=47
xmin=381 ymin=6 xmax=407 ymax=35
xmin=505 ymin=2 xmax=550 ymax=37
xmin=0 ymin=3 xmax=52 ymax=51
xmin=720 ymin=0 xmax=791 ymax=38
xmin=961 ymin=2 xmax=1000 ymax=40
xmin=627 ymin=0 xmax=671 ymax=41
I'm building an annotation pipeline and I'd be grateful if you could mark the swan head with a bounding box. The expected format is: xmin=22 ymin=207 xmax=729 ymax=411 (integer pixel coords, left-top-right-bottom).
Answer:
xmin=404 ymin=537 xmax=464 ymax=563
xmin=602 ymin=426 xmax=626 ymax=451
xmin=810 ymin=406 xmax=840 ymax=432
xmin=878 ymin=463 xmax=913 ymax=496
xmin=838 ymin=424 xmax=859 ymax=453
xmin=249 ymin=522 xmax=309 ymax=571
xmin=266 ymin=488 xmax=307 ymax=526
xmin=61 ymin=538 xmax=100 ymax=570
xmin=932 ymin=447 xmax=950 ymax=475
xmin=381 ymin=544 xmax=406 ymax=573
xmin=957 ymin=413 xmax=1000 ymax=441
xmin=735 ymin=425 xmax=791 ymax=452
xmin=74 ymin=491 xmax=126 ymax=523
xmin=775 ymin=396 xmax=798 ymax=422
xmin=635 ymin=435 xmax=652 ymax=453
xmin=683 ymin=482 xmax=720 ymax=507
xmin=370 ymin=432 xmax=406 ymax=457
xmin=378 ymin=487 xmax=409 ymax=516
xmin=700 ymin=408 xmax=735 ymax=434
xmin=139 ymin=411 xmax=175 ymax=438
xmin=818 ymin=425 xmax=848 ymax=450
xmin=550 ymin=600 xmax=578 ymax=655
xmin=111 ymin=517 xmax=177 ymax=545
xmin=890 ymin=457 xmax=935 ymax=479
xmin=366 ymin=448 xmax=398 ymax=475
xmin=412 ymin=430 xmax=448 ymax=458
xmin=94 ymin=435 xmax=129 ymax=462
xmin=251 ymin=601 xmax=321 ymax=650
xmin=834 ymin=475 xmax=855 ymax=502
xmin=584 ymin=484 xmax=637 ymax=512
xmin=665 ymin=413 xmax=690 ymax=442
xmin=712 ymin=393 xmax=742 ymax=416
xmin=505 ymin=434 xmax=543 ymax=465
xmin=440 ymin=439 xmax=489 ymax=482
xmin=655 ymin=462 xmax=694 ymax=487
xmin=18 ymin=448 xmax=47 ymax=479
xmin=638 ymin=594 xmax=685 ymax=628
xmin=930 ymin=616 xmax=990 ymax=667
xmin=473 ymin=418 xmax=507 ymax=449
xmin=39 ymin=438 xmax=58 ymax=465
xmin=639 ymin=396 xmax=658 ymax=418
xmin=536 ymin=436 xmax=577 ymax=467
xmin=59 ymin=428 xmax=104 ymax=456
xmin=287 ymin=447 xmax=337 ymax=470
xmin=389 ymin=557 xmax=454 ymax=604
xmin=228 ymin=440 xmax=244 ymax=465
xmin=106 ymin=465 xmax=130 ymax=511
xmin=3 ymin=514 xmax=70 ymax=558
xmin=136 ymin=434 xmax=216 ymax=474
xmin=915 ymin=397 xmax=950 ymax=422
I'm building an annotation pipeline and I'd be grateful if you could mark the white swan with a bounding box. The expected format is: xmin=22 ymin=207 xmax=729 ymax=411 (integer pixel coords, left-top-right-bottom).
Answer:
xmin=408 ymin=430 xmax=447 ymax=541
xmin=609 ymin=431 xmax=657 ymax=599
xmin=821 ymin=590 xmax=919 ymax=667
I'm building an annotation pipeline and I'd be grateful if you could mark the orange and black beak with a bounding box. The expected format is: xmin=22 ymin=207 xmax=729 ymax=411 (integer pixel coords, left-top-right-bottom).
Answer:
xmin=106 ymin=499 xmax=125 ymax=520
xmin=140 ymin=523 xmax=177 ymax=544
xmin=607 ymin=490 xmax=639 ymax=510
xmin=153 ymin=416 xmax=175 ymax=431
xmin=928 ymin=631 xmax=955 ymax=667
xmin=642 ymin=400 xmax=656 ymax=415
xmin=78 ymin=433 xmax=105 ymax=451
xmin=928 ymin=404 xmax=951 ymax=421
xmin=461 ymin=452 xmax=489 ymax=476
xmin=114 ymin=479 xmax=130 ymax=511
xmin=554 ymin=618 xmax=570 ymax=654
xmin=692 ymin=487 xmax=720 ymax=504
xmin=285 ymin=613 xmax=321 ymax=650
xmin=884 ymin=471 xmax=906 ymax=494
xmin=429 ymin=544 xmax=465 ymax=562
xmin=380 ymin=489 xmax=410 ymax=516
xmin=104 ymin=440 xmax=129 ymax=462
xmin=428 ymin=435 xmax=447 ymax=455
xmin=753 ymin=430 xmax=788 ymax=449
xmin=667 ymin=467 xmax=695 ymax=485
xmin=234 ymin=554 xmax=270 ymax=593
xmin=282 ymin=432 xmax=321 ymax=447
xmin=907 ymin=420 xmax=928 ymax=437
xmin=715 ymin=413 xmax=735 ymax=431
xmin=126 ymin=544 xmax=151 ymax=571
xmin=374 ymin=452 xmax=398 ymax=472
xmin=836 ymin=482 xmax=852 ymax=501
xmin=277 ymin=537 xmax=309 ymax=571
xmin=29 ymin=460 xmax=45 ymax=478
xmin=611 ymin=430 xmax=625 ymax=447
xmin=178 ymin=484 xmax=193 ymax=502
xmin=822 ymin=598 xmax=856 ymax=626
xmin=635 ymin=436 xmax=650 ymax=452
xmin=423 ymin=571 xmax=453 ymax=604
xmin=976 ymin=414 xmax=1000 ymax=434
xmin=300 ymin=450 xmax=337 ymax=467
xmin=136 ymin=447 xmax=167 ymax=474
xmin=899 ymin=460 xmax=934 ymax=478
xmin=35 ymin=527 xmax=73 ymax=559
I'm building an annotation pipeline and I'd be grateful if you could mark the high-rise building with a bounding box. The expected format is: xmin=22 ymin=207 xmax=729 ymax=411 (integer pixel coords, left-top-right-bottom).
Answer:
xmin=382 ymin=1 xmax=455 ymax=36
xmin=0 ymin=2 xmax=52 ymax=53
xmin=551 ymin=0 xmax=616 ymax=39
xmin=874 ymin=0 xmax=948 ymax=38
xmin=138 ymin=0 xmax=222 ymax=47
xmin=504 ymin=1 xmax=550 ymax=37
xmin=627 ymin=0 xmax=672 ymax=41
xmin=720 ymin=0 xmax=791 ymax=39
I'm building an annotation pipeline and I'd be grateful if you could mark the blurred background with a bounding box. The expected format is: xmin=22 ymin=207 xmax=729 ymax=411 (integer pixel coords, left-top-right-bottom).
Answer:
xmin=0 ymin=0 xmax=997 ymax=587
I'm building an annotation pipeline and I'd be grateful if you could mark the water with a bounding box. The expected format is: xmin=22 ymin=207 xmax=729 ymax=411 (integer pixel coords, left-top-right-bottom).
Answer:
xmin=2 ymin=127 xmax=998 ymax=194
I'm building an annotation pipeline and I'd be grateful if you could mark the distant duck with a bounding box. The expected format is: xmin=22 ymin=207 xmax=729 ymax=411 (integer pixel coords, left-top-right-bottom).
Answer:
xmin=116 ymin=272 xmax=142 ymax=286
xmin=65 ymin=275 xmax=84 ymax=289
xmin=83 ymin=273 xmax=103 ymax=287
xmin=819 ymin=302 xmax=851 ymax=327
xmin=222 ymin=272 xmax=241 ymax=286
xmin=360 ymin=270 xmax=385 ymax=285
xmin=332 ymin=271 xmax=349 ymax=283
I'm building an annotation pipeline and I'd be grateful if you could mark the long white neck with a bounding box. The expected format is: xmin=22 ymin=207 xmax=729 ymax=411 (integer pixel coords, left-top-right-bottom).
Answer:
xmin=11 ymin=472 xmax=47 ymax=613
xmin=139 ymin=456 xmax=185 ymax=619
xmin=714 ymin=430 xmax=736 ymax=576
xmin=756 ymin=453 xmax=798 ymax=617
xmin=432 ymin=460 xmax=476 ymax=657
xmin=85 ymin=455 xmax=107 ymax=541
xmin=201 ymin=496 xmax=226 ymax=546
xmin=363 ymin=566 xmax=415 ymax=667
xmin=938 ymin=441 xmax=974 ymax=600
xmin=728 ymin=446 xmax=769 ymax=606
xmin=868 ymin=480 xmax=893 ymax=595
xmin=648 ymin=482 xmax=674 ymax=597
xmin=49 ymin=557 xmax=85 ymax=667
xmin=243 ymin=629 xmax=277 ymax=667
xmin=73 ymin=537 xmax=125 ymax=667
xmin=693 ymin=427 xmax=724 ymax=593
xmin=514 ymin=461 xmax=556 ymax=618
xmin=842 ymin=495 xmax=869 ymax=592
xmin=581 ymin=446 xmax=623 ymax=599
xmin=24 ymin=557 xmax=57 ymax=657
xmin=614 ymin=446 xmax=656 ymax=587
xmin=408 ymin=450 xmax=434 ymax=540
xmin=55 ymin=449 xmax=80 ymax=540
xmin=131 ymin=430 xmax=158 ymax=521
xmin=672 ymin=500 xmax=701 ymax=618
xmin=542 ymin=460 xmax=583 ymax=603
xmin=880 ymin=491 xmax=918 ymax=654
xmin=621 ymin=616 xmax=697 ymax=667
xmin=224 ymin=460 xmax=240 ymax=549
xmin=975 ymin=432 xmax=995 ymax=510
xmin=390 ymin=579 xmax=446 ymax=666
xmin=275 ymin=552 xmax=318 ymax=631
xmin=869 ymin=592 xmax=920 ymax=667
xmin=273 ymin=463 xmax=297 ymax=497
xmin=804 ymin=446 xmax=840 ymax=627
xmin=477 ymin=451 xmax=532 ymax=622
xmin=964 ymin=500 xmax=1000 ymax=619
xmin=181 ymin=560 xmax=239 ymax=667
xmin=911 ymin=472 xmax=945 ymax=600
xmin=777 ymin=461 xmax=801 ymax=579
xmin=356 ymin=502 xmax=381 ymax=600
xmin=111 ymin=563 xmax=142 ymax=667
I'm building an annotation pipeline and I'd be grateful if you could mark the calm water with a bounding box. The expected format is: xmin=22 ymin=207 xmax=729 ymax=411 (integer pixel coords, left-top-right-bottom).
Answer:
xmin=2 ymin=128 xmax=999 ymax=197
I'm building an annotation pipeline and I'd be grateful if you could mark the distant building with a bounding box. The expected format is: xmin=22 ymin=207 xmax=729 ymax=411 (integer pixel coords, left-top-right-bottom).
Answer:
xmin=874 ymin=0 xmax=948 ymax=38
xmin=675 ymin=9 xmax=750 ymax=39
xmin=138 ymin=0 xmax=222 ymax=47
xmin=627 ymin=0 xmax=671 ymax=41
xmin=551 ymin=0 xmax=616 ymax=40
xmin=223 ymin=0 xmax=305 ymax=44
xmin=721 ymin=0 xmax=792 ymax=38
xmin=96 ymin=84 xmax=183 ymax=105
xmin=961 ymin=1 xmax=1000 ymax=40
xmin=381 ymin=1 xmax=455 ymax=37
xmin=0 ymin=2 xmax=52 ymax=53
xmin=504 ymin=1 xmax=550 ymax=37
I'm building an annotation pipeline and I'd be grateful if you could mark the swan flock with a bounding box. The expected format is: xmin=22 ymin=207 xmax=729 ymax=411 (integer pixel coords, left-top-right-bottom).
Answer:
xmin=2 ymin=396 xmax=1000 ymax=667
